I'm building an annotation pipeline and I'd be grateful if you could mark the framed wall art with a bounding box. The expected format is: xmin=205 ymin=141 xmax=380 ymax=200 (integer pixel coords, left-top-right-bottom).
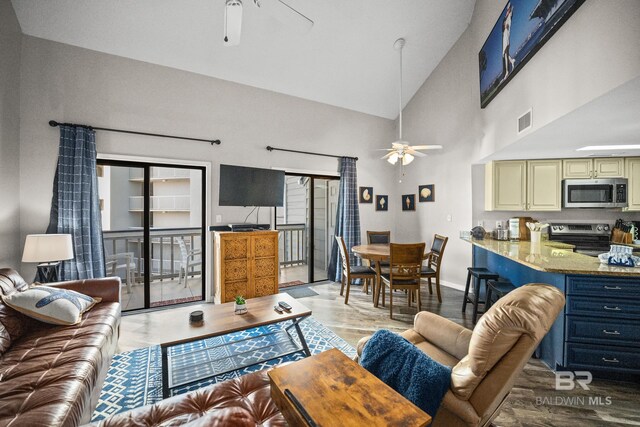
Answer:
xmin=359 ymin=187 xmax=373 ymax=203
xmin=479 ymin=0 xmax=584 ymax=108
xmin=402 ymin=194 xmax=415 ymax=211
xmin=376 ymin=195 xmax=388 ymax=211
xmin=419 ymin=184 xmax=435 ymax=202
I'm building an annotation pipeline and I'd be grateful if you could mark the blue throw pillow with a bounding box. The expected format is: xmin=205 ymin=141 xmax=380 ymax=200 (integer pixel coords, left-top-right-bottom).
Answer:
xmin=359 ymin=329 xmax=451 ymax=417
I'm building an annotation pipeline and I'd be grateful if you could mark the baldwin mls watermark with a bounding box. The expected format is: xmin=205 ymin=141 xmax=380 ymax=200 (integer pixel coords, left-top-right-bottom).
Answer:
xmin=535 ymin=371 xmax=613 ymax=407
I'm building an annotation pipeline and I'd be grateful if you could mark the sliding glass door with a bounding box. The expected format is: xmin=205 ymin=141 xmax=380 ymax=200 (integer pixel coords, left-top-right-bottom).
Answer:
xmin=276 ymin=174 xmax=339 ymax=285
xmin=98 ymin=160 xmax=206 ymax=311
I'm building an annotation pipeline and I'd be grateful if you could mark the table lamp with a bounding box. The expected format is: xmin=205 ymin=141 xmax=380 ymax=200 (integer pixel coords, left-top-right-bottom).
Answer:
xmin=22 ymin=234 xmax=74 ymax=282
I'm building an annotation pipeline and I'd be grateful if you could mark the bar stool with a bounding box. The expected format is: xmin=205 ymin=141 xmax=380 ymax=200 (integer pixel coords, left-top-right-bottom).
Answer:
xmin=463 ymin=267 xmax=499 ymax=324
xmin=486 ymin=279 xmax=516 ymax=311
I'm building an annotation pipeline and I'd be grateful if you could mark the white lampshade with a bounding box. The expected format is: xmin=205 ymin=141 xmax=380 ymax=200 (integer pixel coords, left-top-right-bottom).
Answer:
xmin=387 ymin=152 xmax=400 ymax=165
xmin=22 ymin=234 xmax=74 ymax=263
xmin=402 ymin=153 xmax=415 ymax=165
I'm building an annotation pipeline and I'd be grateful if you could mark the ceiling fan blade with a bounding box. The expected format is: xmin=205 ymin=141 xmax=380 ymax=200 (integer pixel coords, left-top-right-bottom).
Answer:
xmin=381 ymin=152 xmax=395 ymax=160
xmin=391 ymin=141 xmax=406 ymax=149
xmin=410 ymin=145 xmax=443 ymax=150
xmin=374 ymin=148 xmax=395 ymax=151
xmin=406 ymin=149 xmax=426 ymax=157
xmin=255 ymin=0 xmax=314 ymax=32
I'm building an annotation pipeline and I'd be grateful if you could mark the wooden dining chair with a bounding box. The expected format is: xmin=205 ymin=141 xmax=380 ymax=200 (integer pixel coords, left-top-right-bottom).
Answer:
xmin=421 ymin=234 xmax=449 ymax=303
xmin=366 ymin=230 xmax=391 ymax=244
xmin=367 ymin=231 xmax=391 ymax=272
xmin=380 ymin=242 xmax=426 ymax=319
xmin=335 ymin=236 xmax=376 ymax=304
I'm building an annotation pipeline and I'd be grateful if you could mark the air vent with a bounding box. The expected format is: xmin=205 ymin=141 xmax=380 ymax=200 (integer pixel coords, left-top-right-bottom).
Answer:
xmin=517 ymin=109 xmax=532 ymax=134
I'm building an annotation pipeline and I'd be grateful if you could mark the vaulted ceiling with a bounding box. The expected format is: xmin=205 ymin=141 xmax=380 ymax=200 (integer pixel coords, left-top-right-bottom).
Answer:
xmin=12 ymin=0 xmax=475 ymax=119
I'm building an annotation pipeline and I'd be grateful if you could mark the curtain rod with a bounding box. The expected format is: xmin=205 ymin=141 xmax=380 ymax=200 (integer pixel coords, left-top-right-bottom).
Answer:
xmin=266 ymin=146 xmax=358 ymax=161
xmin=49 ymin=120 xmax=221 ymax=146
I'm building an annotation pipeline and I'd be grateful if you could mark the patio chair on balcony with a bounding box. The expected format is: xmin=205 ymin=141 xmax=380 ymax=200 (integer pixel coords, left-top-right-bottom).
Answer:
xmin=177 ymin=237 xmax=202 ymax=287
xmin=105 ymin=252 xmax=136 ymax=293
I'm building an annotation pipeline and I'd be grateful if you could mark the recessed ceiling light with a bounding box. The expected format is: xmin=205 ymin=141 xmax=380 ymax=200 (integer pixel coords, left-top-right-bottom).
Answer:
xmin=577 ymin=144 xmax=640 ymax=151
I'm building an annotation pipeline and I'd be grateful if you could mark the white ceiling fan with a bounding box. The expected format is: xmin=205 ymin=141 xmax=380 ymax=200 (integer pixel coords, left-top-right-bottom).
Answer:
xmin=380 ymin=38 xmax=442 ymax=167
xmin=224 ymin=0 xmax=314 ymax=46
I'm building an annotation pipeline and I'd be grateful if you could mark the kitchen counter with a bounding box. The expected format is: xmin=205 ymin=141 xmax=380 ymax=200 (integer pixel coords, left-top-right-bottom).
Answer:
xmin=465 ymin=237 xmax=640 ymax=378
xmin=461 ymin=237 xmax=640 ymax=277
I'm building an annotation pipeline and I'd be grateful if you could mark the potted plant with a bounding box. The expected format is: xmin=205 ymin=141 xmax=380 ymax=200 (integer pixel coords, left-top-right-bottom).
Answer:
xmin=234 ymin=295 xmax=247 ymax=315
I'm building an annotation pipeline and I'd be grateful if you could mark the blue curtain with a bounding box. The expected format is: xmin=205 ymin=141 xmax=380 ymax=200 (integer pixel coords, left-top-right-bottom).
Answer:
xmin=328 ymin=157 xmax=361 ymax=282
xmin=46 ymin=125 xmax=105 ymax=280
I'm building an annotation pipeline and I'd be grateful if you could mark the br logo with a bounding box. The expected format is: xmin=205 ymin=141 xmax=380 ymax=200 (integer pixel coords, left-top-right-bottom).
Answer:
xmin=555 ymin=371 xmax=592 ymax=391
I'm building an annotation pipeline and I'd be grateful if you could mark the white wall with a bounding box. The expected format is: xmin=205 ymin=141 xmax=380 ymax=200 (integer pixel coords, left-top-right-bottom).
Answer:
xmin=18 ymin=35 xmax=398 ymax=278
xmin=396 ymin=0 xmax=640 ymax=287
xmin=0 ymin=0 xmax=22 ymax=268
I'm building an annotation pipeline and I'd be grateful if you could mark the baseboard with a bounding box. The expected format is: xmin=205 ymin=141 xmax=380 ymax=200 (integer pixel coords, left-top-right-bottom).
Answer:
xmin=440 ymin=280 xmax=465 ymax=292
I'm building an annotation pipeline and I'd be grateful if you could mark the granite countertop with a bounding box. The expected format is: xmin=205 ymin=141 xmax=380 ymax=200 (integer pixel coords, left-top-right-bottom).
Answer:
xmin=462 ymin=237 xmax=640 ymax=277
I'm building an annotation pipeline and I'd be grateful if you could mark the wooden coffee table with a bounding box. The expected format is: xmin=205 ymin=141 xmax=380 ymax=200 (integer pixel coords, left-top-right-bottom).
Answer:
xmin=268 ymin=348 xmax=431 ymax=426
xmin=153 ymin=293 xmax=311 ymax=398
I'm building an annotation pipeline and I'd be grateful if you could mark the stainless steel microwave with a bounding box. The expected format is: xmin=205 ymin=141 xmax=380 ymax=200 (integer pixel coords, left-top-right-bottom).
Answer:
xmin=562 ymin=178 xmax=628 ymax=209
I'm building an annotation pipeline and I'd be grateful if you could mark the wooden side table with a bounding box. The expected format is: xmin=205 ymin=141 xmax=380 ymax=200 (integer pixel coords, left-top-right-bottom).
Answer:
xmin=268 ymin=348 xmax=431 ymax=427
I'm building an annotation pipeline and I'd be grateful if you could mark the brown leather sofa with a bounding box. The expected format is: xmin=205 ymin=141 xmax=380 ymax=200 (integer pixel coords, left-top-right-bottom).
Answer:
xmin=357 ymin=283 xmax=565 ymax=427
xmin=0 ymin=268 xmax=121 ymax=427
xmin=88 ymin=369 xmax=286 ymax=427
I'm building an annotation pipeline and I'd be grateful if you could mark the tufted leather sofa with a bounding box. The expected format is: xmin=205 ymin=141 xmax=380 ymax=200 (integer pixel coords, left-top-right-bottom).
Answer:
xmin=87 ymin=368 xmax=286 ymax=426
xmin=0 ymin=268 xmax=121 ymax=427
xmin=357 ymin=283 xmax=565 ymax=427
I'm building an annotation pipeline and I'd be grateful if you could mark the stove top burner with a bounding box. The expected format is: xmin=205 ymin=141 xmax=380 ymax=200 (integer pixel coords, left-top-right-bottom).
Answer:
xmin=548 ymin=223 xmax=612 ymax=256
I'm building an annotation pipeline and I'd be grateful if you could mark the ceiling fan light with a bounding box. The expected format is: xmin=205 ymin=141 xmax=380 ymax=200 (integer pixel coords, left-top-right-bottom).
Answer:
xmin=402 ymin=153 xmax=414 ymax=165
xmin=387 ymin=152 xmax=399 ymax=165
xmin=224 ymin=0 xmax=243 ymax=46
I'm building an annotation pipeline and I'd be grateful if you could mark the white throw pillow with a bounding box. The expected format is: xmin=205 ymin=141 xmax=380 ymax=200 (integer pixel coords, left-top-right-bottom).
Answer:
xmin=1 ymin=285 xmax=99 ymax=325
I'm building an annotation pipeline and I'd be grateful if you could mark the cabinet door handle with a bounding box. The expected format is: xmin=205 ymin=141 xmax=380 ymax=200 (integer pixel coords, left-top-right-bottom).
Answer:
xmin=602 ymin=329 xmax=620 ymax=335
xmin=603 ymin=305 xmax=621 ymax=311
xmin=603 ymin=286 xmax=621 ymax=290
xmin=602 ymin=357 xmax=619 ymax=363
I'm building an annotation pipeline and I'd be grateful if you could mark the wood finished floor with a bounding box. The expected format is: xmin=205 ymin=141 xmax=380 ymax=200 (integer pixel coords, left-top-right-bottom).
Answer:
xmin=119 ymin=281 xmax=640 ymax=427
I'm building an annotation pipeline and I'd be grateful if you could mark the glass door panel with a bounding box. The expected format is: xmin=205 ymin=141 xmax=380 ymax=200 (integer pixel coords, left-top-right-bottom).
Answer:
xmin=99 ymin=160 xmax=206 ymax=312
xmin=277 ymin=174 xmax=339 ymax=286
xmin=312 ymin=179 xmax=339 ymax=282
xmin=98 ymin=164 xmax=145 ymax=311
xmin=149 ymin=166 xmax=204 ymax=308
xmin=277 ymin=175 xmax=310 ymax=285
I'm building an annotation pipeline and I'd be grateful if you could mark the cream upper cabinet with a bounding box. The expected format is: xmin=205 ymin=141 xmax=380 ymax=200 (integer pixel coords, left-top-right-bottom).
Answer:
xmin=527 ymin=160 xmax=562 ymax=211
xmin=485 ymin=161 xmax=526 ymax=211
xmin=626 ymin=157 xmax=640 ymax=211
xmin=563 ymin=159 xmax=592 ymax=179
xmin=593 ymin=158 xmax=624 ymax=178
xmin=563 ymin=158 xmax=624 ymax=179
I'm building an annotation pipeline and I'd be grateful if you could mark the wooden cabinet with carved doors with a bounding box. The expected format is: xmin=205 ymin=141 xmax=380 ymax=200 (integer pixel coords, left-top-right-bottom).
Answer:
xmin=213 ymin=231 xmax=279 ymax=303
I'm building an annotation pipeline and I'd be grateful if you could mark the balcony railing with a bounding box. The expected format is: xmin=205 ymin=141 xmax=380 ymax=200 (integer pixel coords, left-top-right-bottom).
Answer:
xmin=103 ymin=227 xmax=202 ymax=282
xmin=277 ymin=223 xmax=307 ymax=267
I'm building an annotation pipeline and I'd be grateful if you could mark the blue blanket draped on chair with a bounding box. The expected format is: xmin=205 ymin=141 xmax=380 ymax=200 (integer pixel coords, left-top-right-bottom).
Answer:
xmin=359 ymin=329 xmax=452 ymax=417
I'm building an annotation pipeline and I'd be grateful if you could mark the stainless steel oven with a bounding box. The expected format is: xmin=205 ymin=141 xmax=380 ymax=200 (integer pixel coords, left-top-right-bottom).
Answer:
xmin=562 ymin=178 xmax=628 ymax=209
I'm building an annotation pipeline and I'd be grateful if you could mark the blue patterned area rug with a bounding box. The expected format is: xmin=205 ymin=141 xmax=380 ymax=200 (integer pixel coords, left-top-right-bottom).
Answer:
xmin=92 ymin=317 xmax=355 ymax=422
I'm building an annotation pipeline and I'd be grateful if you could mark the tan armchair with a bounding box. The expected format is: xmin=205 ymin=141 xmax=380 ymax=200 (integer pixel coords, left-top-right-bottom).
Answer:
xmin=356 ymin=283 xmax=565 ymax=427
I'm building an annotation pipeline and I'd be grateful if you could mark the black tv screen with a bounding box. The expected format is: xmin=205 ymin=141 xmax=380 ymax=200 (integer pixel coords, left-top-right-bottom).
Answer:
xmin=219 ymin=165 xmax=285 ymax=207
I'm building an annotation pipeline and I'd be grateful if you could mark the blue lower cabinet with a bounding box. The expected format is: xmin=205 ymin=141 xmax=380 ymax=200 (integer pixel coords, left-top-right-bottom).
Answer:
xmin=566 ymin=295 xmax=640 ymax=319
xmin=566 ymin=316 xmax=640 ymax=347
xmin=565 ymin=275 xmax=640 ymax=376
xmin=566 ymin=343 xmax=640 ymax=372
xmin=566 ymin=275 xmax=640 ymax=298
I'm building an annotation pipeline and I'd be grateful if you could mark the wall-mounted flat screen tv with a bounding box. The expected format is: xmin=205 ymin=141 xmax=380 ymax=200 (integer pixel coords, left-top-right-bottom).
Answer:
xmin=219 ymin=164 xmax=285 ymax=207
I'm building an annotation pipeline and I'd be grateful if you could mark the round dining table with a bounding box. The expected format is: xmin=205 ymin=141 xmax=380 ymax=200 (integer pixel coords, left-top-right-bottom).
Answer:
xmin=352 ymin=243 xmax=430 ymax=307
xmin=351 ymin=244 xmax=388 ymax=307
